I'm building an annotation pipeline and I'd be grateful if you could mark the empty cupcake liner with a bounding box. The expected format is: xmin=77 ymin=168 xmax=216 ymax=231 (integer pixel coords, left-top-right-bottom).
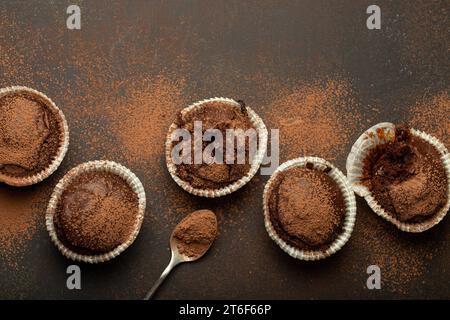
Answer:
xmin=166 ymin=97 xmax=268 ymax=198
xmin=263 ymin=156 xmax=357 ymax=261
xmin=46 ymin=160 xmax=146 ymax=263
xmin=346 ymin=122 xmax=450 ymax=232
xmin=0 ymin=86 xmax=69 ymax=187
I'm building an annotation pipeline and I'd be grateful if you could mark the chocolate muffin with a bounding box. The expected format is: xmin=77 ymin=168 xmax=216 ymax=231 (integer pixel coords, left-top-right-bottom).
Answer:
xmin=168 ymin=98 xmax=265 ymax=194
xmin=0 ymin=88 xmax=67 ymax=185
xmin=362 ymin=125 xmax=448 ymax=223
xmin=54 ymin=171 xmax=140 ymax=255
xmin=267 ymin=163 xmax=346 ymax=252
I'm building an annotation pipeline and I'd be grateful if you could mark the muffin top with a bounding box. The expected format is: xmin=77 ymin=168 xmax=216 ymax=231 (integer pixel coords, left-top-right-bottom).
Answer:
xmin=54 ymin=171 xmax=139 ymax=255
xmin=362 ymin=125 xmax=448 ymax=223
xmin=173 ymin=100 xmax=257 ymax=190
xmin=0 ymin=92 xmax=63 ymax=177
xmin=268 ymin=164 xmax=346 ymax=251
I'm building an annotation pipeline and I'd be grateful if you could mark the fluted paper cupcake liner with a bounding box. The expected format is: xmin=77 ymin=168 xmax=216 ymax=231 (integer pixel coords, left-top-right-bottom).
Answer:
xmin=263 ymin=156 xmax=357 ymax=261
xmin=46 ymin=160 xmax=146 ymax=263
xmin=166 ymin=97 xmax=268 ymax=198
xmin=0 ymin=86 xmax=69 ymax=187
xmin=346 ymin=122 xmax=450 ymax=232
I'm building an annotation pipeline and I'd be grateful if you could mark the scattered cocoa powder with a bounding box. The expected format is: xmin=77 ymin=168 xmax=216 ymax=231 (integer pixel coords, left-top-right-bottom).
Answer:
xmin=54 ymin=171 xmax=139 ymax=254
xmin=393 ymin=1 xmax=449 ymax=76
xmin=353 ymin=212 xmax=439 ymax=295
xmin=172 ymin=209 xmax=218 ymax=258
xmin=265 ymin=77 xmax=362 ymax=162
xmin=362 ymin=125 xmax=448 ymax=223
xmin=0 ymin=186 xmax=45 ymax=269
xmin=105 ymin=76 xmax=187 ymax=169
xmin=0 ymin=19 xmax=54 ymax=265
xmin=408 ymin=91 xmax=449 ymax=146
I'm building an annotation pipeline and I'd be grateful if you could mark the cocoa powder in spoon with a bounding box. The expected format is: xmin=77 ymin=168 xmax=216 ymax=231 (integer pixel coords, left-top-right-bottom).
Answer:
xmin=172 ymin=210 xmax=218 ymax=258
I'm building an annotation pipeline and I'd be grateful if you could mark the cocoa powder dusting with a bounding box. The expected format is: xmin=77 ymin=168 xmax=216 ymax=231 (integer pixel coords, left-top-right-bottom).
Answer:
xmin=354 ymin=216 xmax=437 ymax=295
xmin=265 ymin=78 xmax=362 ymax=162
xmin=0 ymin=93 xmax=62 ymax=177
xmin=173 ymin=210 xmax=218 ymax=258
xmin=54 ymin=171 xmax=139 ymax=254
xmin=0 ymin=187 xmax=44 ymax=269
xmin=268 ymin=165 xmax=345 ymax=251
xmin=408 ymin=92 xmax=449 ymax=146
xmin=395 ymin=1 xmax=449 ymax=76
xmin=106 ymin=76 xmax=187 ymax=168
xmin=0 ymin=14 xmax=55 ymax=267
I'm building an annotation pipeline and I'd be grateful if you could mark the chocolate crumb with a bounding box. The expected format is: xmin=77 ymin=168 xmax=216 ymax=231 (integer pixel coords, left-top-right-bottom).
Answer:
xmin=323 ymin=166 xmax=332 ymax=174
xmin=236 ymin=99 xmax=246 ymax=113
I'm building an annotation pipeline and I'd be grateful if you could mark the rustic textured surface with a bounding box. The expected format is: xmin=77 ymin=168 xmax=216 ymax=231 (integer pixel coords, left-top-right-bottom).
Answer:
xmin=0 ymin=0 xmax=448 ymax=299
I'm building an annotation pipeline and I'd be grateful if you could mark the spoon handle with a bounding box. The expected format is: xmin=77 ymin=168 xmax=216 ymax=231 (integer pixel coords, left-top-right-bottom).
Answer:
xmin=144 ymin=253 xmax=180 ymax=300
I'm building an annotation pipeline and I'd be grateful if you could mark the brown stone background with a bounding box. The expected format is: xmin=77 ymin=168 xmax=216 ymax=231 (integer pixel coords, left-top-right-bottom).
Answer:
xmin=0 ymin=0 xmax=448 ymax=299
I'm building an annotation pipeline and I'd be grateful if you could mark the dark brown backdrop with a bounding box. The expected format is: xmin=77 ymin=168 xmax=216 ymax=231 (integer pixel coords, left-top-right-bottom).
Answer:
xmin=0 ymin=0 xmax=448 ymax=299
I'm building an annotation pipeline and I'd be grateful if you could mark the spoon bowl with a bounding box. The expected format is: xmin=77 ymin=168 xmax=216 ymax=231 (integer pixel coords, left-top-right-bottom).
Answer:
xmin=144 ymin=210 xmax=217 ymax=299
